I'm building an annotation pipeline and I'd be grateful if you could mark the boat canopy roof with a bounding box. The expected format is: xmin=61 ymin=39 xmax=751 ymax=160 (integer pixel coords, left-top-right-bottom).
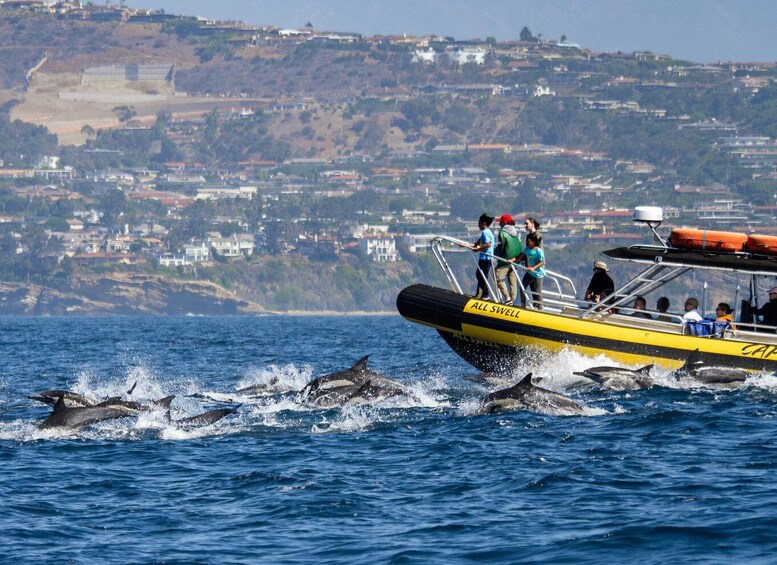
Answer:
xmin=604 ymin=244 xmax=777 ymax=276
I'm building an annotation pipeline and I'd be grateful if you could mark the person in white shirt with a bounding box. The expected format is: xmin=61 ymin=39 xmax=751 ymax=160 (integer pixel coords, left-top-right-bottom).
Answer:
xmin=682 ymin=297 xmax=703 ymax=334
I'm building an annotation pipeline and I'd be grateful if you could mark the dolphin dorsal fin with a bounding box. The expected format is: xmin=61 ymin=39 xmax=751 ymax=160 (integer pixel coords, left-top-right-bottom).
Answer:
xmin=352 ymin=355 xmax=370 ymax=371
xmin=685 ymin=349 xmax=703 ymax=366
xmin=52 ymin=394 xmax=66 ymax=413
xmin=154 ymin=395 xmax=175 ymax=409
xmin=639 ymin=364 xmax=654 ymax=374
xmin=513 ymin=373 xmax=534 ymax=388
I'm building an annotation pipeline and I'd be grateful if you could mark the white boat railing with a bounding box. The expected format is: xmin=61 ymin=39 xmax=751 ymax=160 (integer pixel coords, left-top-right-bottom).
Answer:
xmin=429 ymin=235 xmax=777 ymax=336
xmin=430 ymin=236 xmax=577 ymax=310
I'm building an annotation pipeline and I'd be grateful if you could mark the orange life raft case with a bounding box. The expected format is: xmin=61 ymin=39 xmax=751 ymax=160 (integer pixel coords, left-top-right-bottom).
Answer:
xmin=745 ymin=234 xmax=777 ymax=255
xmin=669 ymin=229 xmax=748 ymax=252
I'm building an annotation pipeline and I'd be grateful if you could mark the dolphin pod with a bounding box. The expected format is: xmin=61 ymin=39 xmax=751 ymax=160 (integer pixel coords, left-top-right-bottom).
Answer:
xmin=30 ymin=349 xmax=756 ymax=432
xmin=31 ymin=386 xmax=238 ymax=431
xmin=574 ymin=349 xmax=752 ymax=390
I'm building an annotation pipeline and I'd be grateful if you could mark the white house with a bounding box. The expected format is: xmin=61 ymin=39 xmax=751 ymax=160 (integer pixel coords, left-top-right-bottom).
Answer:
xmin=185 ymin=241 xmax=210 ymax=263
xmin=412 ymin=49 xmax=437 ymax=64
xmin=358 ymin=234 xmax=400 ymax=262
xmin=447 ymin=48 xmax=487 ymax=65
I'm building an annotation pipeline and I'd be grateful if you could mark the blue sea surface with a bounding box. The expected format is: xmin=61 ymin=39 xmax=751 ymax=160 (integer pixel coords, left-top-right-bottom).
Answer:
xmin=2 ymin=315 xmax=777 ymax=563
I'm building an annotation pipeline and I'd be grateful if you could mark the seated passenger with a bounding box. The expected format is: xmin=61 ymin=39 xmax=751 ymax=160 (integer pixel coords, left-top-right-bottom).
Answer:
xmin=715 ymin=302 xmax=736 ymax=330
xmin=631 ymin=296 xmax=653 ymax=319
xmin=655 ymin=296 xmax=672 ymax=322
xmin=682 ymin=297 xmax=703 ymax=334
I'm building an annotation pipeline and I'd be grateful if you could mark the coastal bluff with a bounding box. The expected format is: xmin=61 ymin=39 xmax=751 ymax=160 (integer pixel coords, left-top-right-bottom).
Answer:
xmin=0 ymin=274 xmax=265 ymax=316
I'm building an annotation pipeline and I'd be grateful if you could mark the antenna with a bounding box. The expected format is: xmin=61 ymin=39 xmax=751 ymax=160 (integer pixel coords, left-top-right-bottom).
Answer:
xmin=633 ymin=206 xmax=666 ymax=246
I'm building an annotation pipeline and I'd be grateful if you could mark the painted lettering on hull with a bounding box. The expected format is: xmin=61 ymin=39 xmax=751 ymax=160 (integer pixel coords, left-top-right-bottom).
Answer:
xmin=465 ymin=301 xmax=522 ymax=321
xmin=741 ymin=343 xmax=777 ymax=359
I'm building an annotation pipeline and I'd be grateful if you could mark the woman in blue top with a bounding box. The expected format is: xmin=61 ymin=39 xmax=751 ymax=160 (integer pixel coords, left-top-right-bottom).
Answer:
xmin=513 ymin=231 xmax=545 ymax=309
xmin=459 ymin=213 xmax=495 ymax=300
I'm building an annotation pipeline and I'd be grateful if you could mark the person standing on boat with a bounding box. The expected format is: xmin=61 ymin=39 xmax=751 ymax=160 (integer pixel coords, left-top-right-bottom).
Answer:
xmin=584 ymin=261 xmax=614 ymax=303
xmin=459 ymin=213 xmax=495 ymax=300
xmin=752 ymin=287 xmax=777 ymax=329
xmin=523 ymin=217 xmax=541 ymax=248
xmin=518 ymin=231 xmax=545 ymax=309
xmin=494 ymin=214 xmax=523 ymax=305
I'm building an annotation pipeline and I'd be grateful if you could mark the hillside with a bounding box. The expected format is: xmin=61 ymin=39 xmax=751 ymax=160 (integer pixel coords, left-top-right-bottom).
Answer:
xmin=0 ymin=6 xmax=776 ymax=314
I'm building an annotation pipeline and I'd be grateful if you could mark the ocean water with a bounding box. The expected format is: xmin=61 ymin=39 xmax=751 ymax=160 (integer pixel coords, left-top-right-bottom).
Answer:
xmin=2 ymin=315 xmax=777 ymax=563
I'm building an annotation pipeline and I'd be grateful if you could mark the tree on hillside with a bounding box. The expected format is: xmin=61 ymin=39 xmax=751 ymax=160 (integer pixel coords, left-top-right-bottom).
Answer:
xmin=520 ymin=26 xmax=534 ymax=41
xmin=98 ymin=188 xmax=127 ymax=229
xmin=112 ymin=105 xmax=136 ymax=124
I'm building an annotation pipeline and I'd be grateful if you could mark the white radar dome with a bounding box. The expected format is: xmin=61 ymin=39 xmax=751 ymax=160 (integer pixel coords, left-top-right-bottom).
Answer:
xmin=633 ymin=206 xmax=663 ymax=223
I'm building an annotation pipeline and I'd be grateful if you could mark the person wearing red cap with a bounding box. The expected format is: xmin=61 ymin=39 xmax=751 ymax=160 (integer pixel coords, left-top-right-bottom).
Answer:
xmin=493 ymin=214 xmax=522 ymax=305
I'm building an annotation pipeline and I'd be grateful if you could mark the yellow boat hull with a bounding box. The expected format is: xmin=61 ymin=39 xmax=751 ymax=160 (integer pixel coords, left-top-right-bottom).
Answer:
xmin=396 ymin=284 xmax=777 ymax=373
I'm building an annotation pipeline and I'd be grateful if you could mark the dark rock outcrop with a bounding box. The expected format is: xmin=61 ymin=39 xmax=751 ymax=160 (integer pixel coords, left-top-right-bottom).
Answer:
xmin=0 ymin=274 xmax=266 ymax=316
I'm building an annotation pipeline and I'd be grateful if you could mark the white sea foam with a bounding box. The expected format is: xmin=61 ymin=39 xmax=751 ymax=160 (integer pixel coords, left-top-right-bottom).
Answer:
xmin=311 ymin=405 xmax=377 ymax=434
xmin=236 ymin=363 xmax=314 ymax=395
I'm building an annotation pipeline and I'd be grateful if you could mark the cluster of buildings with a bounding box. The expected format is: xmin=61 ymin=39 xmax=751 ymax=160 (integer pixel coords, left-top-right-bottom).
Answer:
xmin=3 ymin=142 xmax=776 ymax=271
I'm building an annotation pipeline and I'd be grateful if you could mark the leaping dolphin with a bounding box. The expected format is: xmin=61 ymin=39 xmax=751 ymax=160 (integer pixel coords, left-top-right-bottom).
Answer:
xmin=39 ymin=395 xmax=136 ymax=430
xmin=674 ymin=350 xmax=749 ymax=385
xmin=300 ymin=355 xmax=414 ymax=407
xmin=573 ymin=364 xmax=654 ymax=390
xmin=236 ymin=376 xmax=282 ymax=396
xmin=480 ymin=373 xmax=587 ymax=416
xmin=168 ymin=405 xmax=241 ymax=428
xmin=31 ymin=390 xmax=176 ymax=413
xmin=29 ymin=390 xmax=94 ymax=408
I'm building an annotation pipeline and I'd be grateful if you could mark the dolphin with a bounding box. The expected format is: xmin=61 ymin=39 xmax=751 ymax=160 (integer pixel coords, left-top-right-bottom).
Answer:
xmin=169 ymin=405 xmax=241 ymax=428
xmin=39 ymin=395 xmax=136 ymax=430
xmin=573 ymin=364 xmax=654 ymax=390
xmin=29 ymin=390 xmax=94 ymax=408
xmin=31 ymin=390 xmax=176 ymax=413
xmin=343 ymin=379 xmax=411 ymax=405
xmin=480 ymin=373 xmax=587 ymax=416
xmin=236 ymin=376 xmax=281 ymax=396
xmin=300 ymin=355 xmax=414 ymax=407
xmin=674 ymin=350 xmax=749 ymax=385
xmin=464 ymin=372 xmax=511 ymax=387
xmin=93 ymin=395 xmax=176 ymax=413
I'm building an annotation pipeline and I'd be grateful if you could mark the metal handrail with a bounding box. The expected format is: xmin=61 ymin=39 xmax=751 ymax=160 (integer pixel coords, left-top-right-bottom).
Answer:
xmin=429 ymin=236 xmax=577 ymax=310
